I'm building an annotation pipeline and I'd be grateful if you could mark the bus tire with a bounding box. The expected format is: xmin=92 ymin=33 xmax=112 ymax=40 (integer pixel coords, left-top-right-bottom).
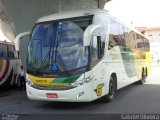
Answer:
xmin=102 ymin=76 xmax=116 ymax=102
xmin=139 ymin=70 xmax=146 ymax=85
xmin=145 ymin=67 xmax=148 ymax=77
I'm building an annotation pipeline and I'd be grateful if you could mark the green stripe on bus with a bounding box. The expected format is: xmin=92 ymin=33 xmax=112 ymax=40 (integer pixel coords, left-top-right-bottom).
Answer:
xmin=120 ymin=47 xmax=136 ymax=78
xmin=52 ymin=75 xmax=80 ymax=83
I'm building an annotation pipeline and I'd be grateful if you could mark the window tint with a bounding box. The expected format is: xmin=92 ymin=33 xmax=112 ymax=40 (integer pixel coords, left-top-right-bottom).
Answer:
xmin=32 ymin=24 xmax=56 ymax=47
xmin=8 ymin=45 xmax=15 ymax=58
xmin=2 ymin=44 xmax=7 ymax=58
xmin=93 ymin=14 xmax=109 ymax=30
xmin=56 ymin=21 xmax=88 ymax=71
xmin=108 ymin=19 xmax=126 ymax=49
xmin=124 ymin=29 xmax=135 ymax=50
xmin=73 ymin=20 xmax=91 ymax=31
xmin=91 ymin=36 xmax=99 ymax=61
xmin=0 ymin=44 xmax=3 ymax=57
xmin=144 ymin=39 xmax=150 ymax=52
xmin=0 ymin=44 xmax=19 ymax=59
xmin=108 ymin=19 xmax=150 ymax=52
xmin=91 ymin=35 xmax=105 ymax=67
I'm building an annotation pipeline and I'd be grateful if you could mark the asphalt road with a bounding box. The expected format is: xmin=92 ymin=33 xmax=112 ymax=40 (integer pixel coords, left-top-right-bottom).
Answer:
xmin=0 ymin=66 xmax=160 ymax=119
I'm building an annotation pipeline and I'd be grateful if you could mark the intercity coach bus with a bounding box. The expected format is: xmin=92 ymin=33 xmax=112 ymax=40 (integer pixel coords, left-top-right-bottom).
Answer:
xmin=0 ymin=41 xmax=21 ymax=89
xmin=15 ymin=9 xmax=151 ymax=102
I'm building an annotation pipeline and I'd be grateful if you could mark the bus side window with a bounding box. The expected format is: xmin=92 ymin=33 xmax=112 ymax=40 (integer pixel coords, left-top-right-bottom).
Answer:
xmin=108 ymin=35 xmax=117 ymax=49
xmin=0 ymin=44 xmax=3 ymax=58
xmin=145 ymin=39 xmax=150 ymax=52
xmin=101 ymin=39 xmax=105 ymax=57
xmin=2 ymin=44 xmax=8 ymax=58
xmin=97 ymin=36 xmax=103 ymax=59
xmin=91 ymin=36 xmax=98 ymax=61
xmin=108 ymin=19 xmax=122 ymax=50
xmin=8 ymin=45 xmax=15 ymax=58
xmin=91 ymin=36 xmax=104 ymax=62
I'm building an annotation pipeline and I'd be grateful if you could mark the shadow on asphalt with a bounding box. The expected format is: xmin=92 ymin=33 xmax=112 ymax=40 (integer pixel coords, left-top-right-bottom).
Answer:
xmin=37 ymin=83 xmax=140 ymax=110
xmin=1 ymin=78 xmax=160 ymax=112
xmin=39 ymin=80 xmax=160 ymax=111
xmin=0 ymin=86 xmax=18 ymax=97
xmin=38 ymin=99 xmax=105 ymax=110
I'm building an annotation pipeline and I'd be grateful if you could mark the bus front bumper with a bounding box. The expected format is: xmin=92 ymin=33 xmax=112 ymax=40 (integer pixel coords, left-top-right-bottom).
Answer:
xmin=26 ymin=82 xmax=94 ymax=102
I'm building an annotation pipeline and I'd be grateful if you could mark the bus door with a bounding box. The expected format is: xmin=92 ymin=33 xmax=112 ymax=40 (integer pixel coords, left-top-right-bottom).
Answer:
xmin=90 ymin=33 xmax=106 ymax=97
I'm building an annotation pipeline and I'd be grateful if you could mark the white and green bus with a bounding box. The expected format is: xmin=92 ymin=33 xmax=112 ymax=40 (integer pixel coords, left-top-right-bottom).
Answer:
xmin=15 ymin=9 xmax=151 ymax=102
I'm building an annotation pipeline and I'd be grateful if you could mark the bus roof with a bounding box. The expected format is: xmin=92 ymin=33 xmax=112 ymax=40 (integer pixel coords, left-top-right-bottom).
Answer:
xmin=0 ymin=41 xmax=14 ymax=45
xmin=36 ymin=9 xmax=148 ymax=40
xmin=36 ymin=9 xmax=109 ymax=23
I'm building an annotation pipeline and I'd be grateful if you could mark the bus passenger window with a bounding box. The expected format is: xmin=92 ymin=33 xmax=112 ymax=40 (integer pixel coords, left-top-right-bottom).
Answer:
xmin=0 ymin=44 xmax=3 ymax=58
xmin=91 ymin=36 xmax=98 ymax=61
xmin=101 ymin=41 xmax=105 ymax=57
xmin=97 ymin=36 xmax=105 ymax=58
xmin=8 ymin=45 xmax=15 ymax=58
xmin=108 ymin=35 xmax=117 ymax=49
xmin=2 ymin=45 xmax=8 ymax=58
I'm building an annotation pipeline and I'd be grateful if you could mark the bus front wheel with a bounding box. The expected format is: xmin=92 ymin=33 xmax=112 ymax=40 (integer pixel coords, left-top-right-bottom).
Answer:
xmin=102 ymin=76 xmax=116 ymax=102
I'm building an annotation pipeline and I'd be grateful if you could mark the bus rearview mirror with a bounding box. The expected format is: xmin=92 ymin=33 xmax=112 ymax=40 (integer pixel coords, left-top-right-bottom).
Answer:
xmin=83 ymin=24 xmax=101 ymax=47
xmin=15 ymin=31 xmax=31 ymax=51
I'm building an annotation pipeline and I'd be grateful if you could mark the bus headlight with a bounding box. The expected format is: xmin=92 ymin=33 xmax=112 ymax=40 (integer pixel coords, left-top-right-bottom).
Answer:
xmin=26 ymin=75 xmax=34 ymax=86
xmin=71 ymin=75 xmax=94 ymax=87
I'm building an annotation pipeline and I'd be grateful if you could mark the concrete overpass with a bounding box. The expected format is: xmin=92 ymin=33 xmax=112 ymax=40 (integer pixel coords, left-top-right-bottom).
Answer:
xmin=0 ymin=0 xmax=110 ymax=69
xmin=0 ymin=0 xmax=110 ymax=35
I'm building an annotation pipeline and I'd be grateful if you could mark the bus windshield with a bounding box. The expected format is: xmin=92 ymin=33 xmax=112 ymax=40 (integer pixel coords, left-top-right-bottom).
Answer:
xmin=27 ymin=16 xmax=92 ymax=77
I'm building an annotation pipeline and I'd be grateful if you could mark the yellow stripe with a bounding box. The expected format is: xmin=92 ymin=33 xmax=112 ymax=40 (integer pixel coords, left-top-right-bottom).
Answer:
xmin=146 ymin=52 xmax=151 ymax=75
xmin=132 ymin=50 xmax=151 ymax=80
xmin=28 ymin=74 xmax=54 ymax=85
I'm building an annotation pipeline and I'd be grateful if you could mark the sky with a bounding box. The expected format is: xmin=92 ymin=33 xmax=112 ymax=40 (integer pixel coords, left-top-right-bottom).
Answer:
xmin=104 ymin=0 xmax=160 ymax=28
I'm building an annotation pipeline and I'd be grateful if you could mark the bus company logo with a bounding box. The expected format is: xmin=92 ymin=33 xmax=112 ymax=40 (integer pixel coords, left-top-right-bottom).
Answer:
xmin=111 ymin=54 xmax=117 ymax=60
xmin=94 ymin=83 xmax=104 ymax=96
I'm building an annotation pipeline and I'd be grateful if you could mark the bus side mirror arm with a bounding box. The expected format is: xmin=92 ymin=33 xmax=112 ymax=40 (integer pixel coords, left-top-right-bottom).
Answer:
xmin=15 ymin=31 xmax=31 ymax=51
xmin=83 ymin=24 xmax=101 ymax=47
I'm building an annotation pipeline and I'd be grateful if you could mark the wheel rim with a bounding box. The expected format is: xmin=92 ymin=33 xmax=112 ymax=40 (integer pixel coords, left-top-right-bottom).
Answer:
xmin=109 ymin=80 xmax=114 ymax=96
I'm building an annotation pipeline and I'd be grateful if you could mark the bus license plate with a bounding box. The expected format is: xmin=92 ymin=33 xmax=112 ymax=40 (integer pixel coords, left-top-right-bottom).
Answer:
xmin=46 ymin=93 xmax=58 ymax=98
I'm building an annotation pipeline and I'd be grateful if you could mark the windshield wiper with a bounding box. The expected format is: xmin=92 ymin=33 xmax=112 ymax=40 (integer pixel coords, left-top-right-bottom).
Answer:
xmin=40 ymin=24 xmax=57 ymax=69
